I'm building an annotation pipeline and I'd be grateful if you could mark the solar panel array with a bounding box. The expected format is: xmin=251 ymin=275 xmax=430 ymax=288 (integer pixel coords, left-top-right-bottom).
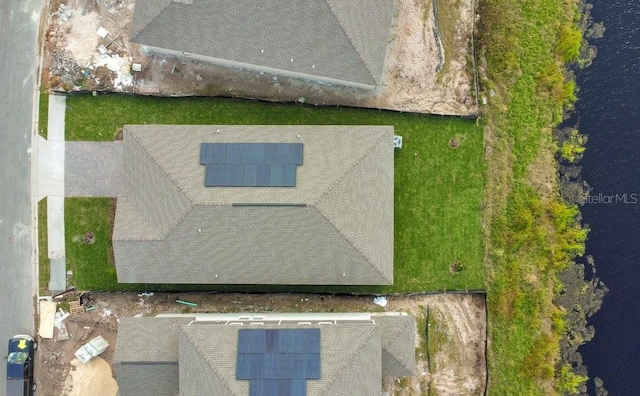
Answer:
xmin=236 ymin=329 xmax=321 ymax=396
xmin=200 ymin=143 xmax=304 ymax=187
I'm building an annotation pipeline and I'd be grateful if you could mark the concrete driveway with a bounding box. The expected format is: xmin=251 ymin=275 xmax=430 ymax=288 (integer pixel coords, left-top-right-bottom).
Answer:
xmin=65 ymin=142 xmax=123 ymax=197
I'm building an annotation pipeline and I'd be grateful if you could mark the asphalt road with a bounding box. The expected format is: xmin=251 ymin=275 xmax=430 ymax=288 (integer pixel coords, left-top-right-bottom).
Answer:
xmin=0 ymin=0 xmax=43 ymax=391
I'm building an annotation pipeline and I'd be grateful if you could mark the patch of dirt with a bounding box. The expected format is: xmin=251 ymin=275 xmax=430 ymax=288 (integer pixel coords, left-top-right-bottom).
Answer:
xmin=42 ymin=0 xmax=478 ymax=115
xmin=35 ymin=291 xmax=486 ymax=395
xmin=61 ymin=357 xmax=118 ymax=396
xmin=384 ymin=293 xmax=487 ymax=395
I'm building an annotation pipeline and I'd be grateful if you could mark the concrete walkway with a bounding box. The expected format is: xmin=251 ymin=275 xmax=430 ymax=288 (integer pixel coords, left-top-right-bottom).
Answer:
xmin=65 ymin=142 xmax=123 ymax=197
xmin=38 ymin=95 xmax=66 ymax=291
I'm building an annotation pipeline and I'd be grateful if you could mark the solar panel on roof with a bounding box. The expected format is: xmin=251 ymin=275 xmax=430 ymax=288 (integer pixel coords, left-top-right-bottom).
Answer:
xmin=256 ymin=164 xmax=271 ymax=187
xmin=231 ymin=165 xmax=245 ymax=186
xmin=201 ymin=143 xmax=303 ymax=187
xmin=250 ymin=329 xmax=266 ymax=353
xmin=249 ymin=380 xmax=264 ymax=396
xmin=239 ymin=143 xmax=252 ymax=163
xmin=270 ymin=165 xmax=284 ymax=187
xmin=237 ymin=353 xmax=252 ymax=379
xmin=237 ymin=329 xmax=321 ymax=395
xmin=199 ymin=143 xmax=208 ymax=164
xmin=238 ymin=329 xmax=252 ymax=353
xmin=305 ymin=353 xmax=321 ymax=379
xmin=226 ymin=143 xmax=240 ymax=164
xmin=244 ymin=164 xmax=258 ymax=187
xmin=251 ymin=144 xmax=265 ymax=164
xmin=218 ymin=164 xmax=232 ymax=186
xmin=266 ymin=329 xmax=279 ymax=353
xmin=278 ymin=379 xmax=292 ymax=396
xmin=204 ymin=164 xmax=218 ymax=187
xmin=291 ymin=143 xmax=304 ymax=165
xmin=291 ymin=380 xmax=307 ymax=396
xmin=264 ymin=144 xmax=279 ymax=163
xmin=283 ymin=165 xmax=296 ymax=187
xmin=264 ymin=353 xmax=278 ymax=379
xmin=306 ymin=329 xmax=321 ymax=354
xmin=277 ymin=143 xmax=291 ymax=164
xmin=212 ymin=144 xmax=226 ymax=163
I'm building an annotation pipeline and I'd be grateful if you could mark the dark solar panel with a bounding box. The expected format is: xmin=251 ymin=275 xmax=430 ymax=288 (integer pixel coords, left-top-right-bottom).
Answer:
xmin=264 ymin=353 xmax=278 ymax=379
xmin=239 ymin=143 xmax=252 ymax=163
xmin=256 ymin=164 xmax=271 ymax=187
xmin=277 ymin=143 xmax=291 ymax=164
xmin=291 ymin=144 xmax=304 ymax=165
xmin=251 ymin=144 xmax=265 ymax=164
xmin=291 ymin=380 xmax=307 ymax=396
xmin=244 ymin=164 xmax=258 ymax=187
xmin=264 ymin=144 xmax=279 ymax=164
xmin=212 ymin=144 xmax=226 ymax=163
xmin=201 ymin=143 xmax=303 ymax=187
xmin=237 ymin=329 xmax=321 ymax=394
xmin=283 ymin=165 xmax=296 ymax=187
xmin=250 ymin=329 xmax=266 ymax=353
xmin=263 ymin=380 xmax=277 ymax=395
xmin=270 ymin=165 xmax=284 ymax=187
xmin=249 ymin=380 xmax=264 ymax=396
xmin=237 ymin=353 xmax=251 ymax=379
xmin=306 ymin=329 xmax=321 ymax=354
xmin=231 ymin=165 xmax=245 ymax=186
xmin=250 ymin=354 xmax=264 ymax=378
xmin=226 ymin=143 xmax=240 ymax=164
xmin=199 ymin=143 xmax=209 ymax=164
xmin=266 ymin=329 xmax=279 ymax=353
xmin=204 ymin=164 xmax=218 ymax=187
xmin=305 ymin=353 xmax=321 ymax=379
xmin=218 ymin=164 xmax=232 ymax=186
xmin=290 ymin=354 xmax=306 ymax=379
xmin=277 ymin=379 xmax=292 ymax=396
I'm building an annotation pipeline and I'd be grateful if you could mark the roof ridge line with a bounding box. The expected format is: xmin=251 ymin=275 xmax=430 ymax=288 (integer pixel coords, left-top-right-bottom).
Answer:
xmin=312 ymin=132 xmax=392 ymax=282
xmin=180 ymin=327 xmax=236 ymax=396
xmin=319 ymin=326 xmax=380 ymax=394
xmin=313 ymin=131 xmax=387 ymax=206
xmin=130 ymin=0 xmax=174 ymax=40
xmin=309 ymin=207 xmax=389 ymax=283
xmin=127 ymin=130 xmax=195 ymax=240
xmin=324 ymin=1 xmax=378 ymax=82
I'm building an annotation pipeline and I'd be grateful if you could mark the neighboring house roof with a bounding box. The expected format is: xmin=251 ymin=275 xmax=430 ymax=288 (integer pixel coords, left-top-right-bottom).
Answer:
xmin=129 ymin=0 xmax=396 ymax=88
xmin=113 ymin=314 xmax=415 ymax=396
xmin=114 ymin=317 xmax=194 ymax=396
xmin=113 ymin=125 xmax=394 ymax=285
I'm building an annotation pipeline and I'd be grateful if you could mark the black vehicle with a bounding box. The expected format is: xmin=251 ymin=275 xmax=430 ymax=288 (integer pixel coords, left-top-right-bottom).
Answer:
xmin=6 ymin=335 xmax=37 ymax=396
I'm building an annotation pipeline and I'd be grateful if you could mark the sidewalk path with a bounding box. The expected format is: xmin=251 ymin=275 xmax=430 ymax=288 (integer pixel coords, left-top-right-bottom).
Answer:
xmin=38 ymin=94 xmax=66 ymax=291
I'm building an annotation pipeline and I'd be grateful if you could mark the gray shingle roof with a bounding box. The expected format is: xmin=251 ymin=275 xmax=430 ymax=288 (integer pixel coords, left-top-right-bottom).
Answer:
xmin=114 ymin=315 xmax=415 ymax=396
xmin=129 ymin=0 xmax=396 ymax=87
xmin=114 ymin=363 xmax=179 ymax=396
xmin=375 ymin=315 xmax=416 ymax=377
xmin=114 ymin=317 xmax=194 ymax=396
xmin=113 ymin=125 xmax=394 ymax=285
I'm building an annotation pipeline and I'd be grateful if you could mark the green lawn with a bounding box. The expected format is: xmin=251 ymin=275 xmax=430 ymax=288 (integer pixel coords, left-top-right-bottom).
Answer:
xmin=38 ymin=198 xmax=49 ymax=293
xmin=61 ymin=94 xmax=484 ymax=293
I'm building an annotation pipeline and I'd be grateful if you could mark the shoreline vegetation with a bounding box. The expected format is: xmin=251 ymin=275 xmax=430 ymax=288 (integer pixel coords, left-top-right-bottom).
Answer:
xmin=477 ymin=0 xmax=606 ymax=394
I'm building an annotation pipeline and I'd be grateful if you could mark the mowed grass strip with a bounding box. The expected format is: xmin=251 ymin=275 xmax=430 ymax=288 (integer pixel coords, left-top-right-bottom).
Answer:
xmin=64 ymin=94 xmax=484 ymax=292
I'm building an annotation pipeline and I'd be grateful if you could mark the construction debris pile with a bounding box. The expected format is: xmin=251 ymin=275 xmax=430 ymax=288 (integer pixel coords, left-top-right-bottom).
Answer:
xmin=45 ymin=0 xmax=137 ymax=92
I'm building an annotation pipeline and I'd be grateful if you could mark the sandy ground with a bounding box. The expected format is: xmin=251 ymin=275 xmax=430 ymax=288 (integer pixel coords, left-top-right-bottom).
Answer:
xmin=36 ymin=291 xmax=486 ymax=396
xmin=61 ymin=357 xmax=118 ymax=396
xmin=43 ymin=0 xmax=478 ymax=115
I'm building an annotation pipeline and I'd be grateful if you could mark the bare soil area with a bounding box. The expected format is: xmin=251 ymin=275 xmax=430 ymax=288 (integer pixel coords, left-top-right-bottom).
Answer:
xmin=43 ymin=0 xmax=478 ymax=115
xmin=36 ymin=291 xmax=486 ymax=396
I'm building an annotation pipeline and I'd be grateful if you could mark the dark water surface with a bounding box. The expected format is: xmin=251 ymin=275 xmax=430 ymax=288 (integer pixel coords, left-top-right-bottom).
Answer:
xmin=574 ymin=0 xmax=640 ymax=394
